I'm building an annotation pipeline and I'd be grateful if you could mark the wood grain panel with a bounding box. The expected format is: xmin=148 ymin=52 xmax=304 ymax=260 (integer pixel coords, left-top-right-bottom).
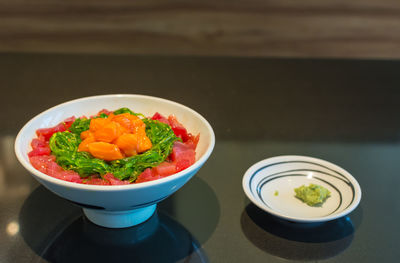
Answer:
xmin=1 ymin=0 xmax=400 ymax=58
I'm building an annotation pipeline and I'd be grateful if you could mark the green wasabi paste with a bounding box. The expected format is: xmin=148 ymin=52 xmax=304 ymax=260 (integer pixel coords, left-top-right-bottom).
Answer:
xmin=294 ymin=184 xmax=331 ymax=206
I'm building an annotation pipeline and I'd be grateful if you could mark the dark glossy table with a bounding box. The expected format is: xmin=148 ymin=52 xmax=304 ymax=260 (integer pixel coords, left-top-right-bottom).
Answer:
xmin=1 ymin=53 xmax=399 ymax=262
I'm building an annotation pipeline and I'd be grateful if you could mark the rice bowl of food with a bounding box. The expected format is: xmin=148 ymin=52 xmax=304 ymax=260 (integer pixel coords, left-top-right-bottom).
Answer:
xmin=15 ymin=94 xmax=215 ymax=228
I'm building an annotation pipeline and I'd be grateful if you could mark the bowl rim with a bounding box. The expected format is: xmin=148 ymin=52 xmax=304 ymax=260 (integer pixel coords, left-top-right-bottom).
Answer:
xmin=14 ymin=94 xmax=215 ymax=191
xmin=242 ymin=155 xmax=362 ymax=223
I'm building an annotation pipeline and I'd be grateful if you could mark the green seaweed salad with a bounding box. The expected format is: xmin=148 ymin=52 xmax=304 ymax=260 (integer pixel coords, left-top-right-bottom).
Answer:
xmin=48 ymin=108 xmax=180 ymax=182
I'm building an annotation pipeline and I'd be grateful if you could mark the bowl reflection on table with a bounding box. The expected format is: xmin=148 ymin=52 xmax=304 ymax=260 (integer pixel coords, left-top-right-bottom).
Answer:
xmin=14 ymin=94 xmax=215 ymax=228
xmin=40 ymin=212 xmax=208 ymax=263
xmin=19 ymin=185 xmax=212 ymax=263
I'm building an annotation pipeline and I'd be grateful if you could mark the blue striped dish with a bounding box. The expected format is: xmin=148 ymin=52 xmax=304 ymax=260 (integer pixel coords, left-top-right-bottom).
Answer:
xmin=242 ymin=155 xmax=361 ymax=223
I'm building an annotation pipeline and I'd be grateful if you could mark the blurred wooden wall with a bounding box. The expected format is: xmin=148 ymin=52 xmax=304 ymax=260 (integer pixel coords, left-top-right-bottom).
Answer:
xmin=1 ymin=0 xmax=400 ymax=58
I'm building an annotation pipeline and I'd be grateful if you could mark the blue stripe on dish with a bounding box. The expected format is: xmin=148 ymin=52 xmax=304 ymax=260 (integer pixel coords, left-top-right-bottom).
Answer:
xmin=248 ymin=160 xmax=356 ymax=213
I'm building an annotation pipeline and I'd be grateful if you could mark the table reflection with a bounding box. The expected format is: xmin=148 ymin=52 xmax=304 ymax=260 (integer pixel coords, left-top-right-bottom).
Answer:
xmin=19 ymin=186 xmax=208 ymax=263
xmin=43 ymin=213 xmax=207 ymax=263
xmin=241 ymin=203 xmax=355 ymax=260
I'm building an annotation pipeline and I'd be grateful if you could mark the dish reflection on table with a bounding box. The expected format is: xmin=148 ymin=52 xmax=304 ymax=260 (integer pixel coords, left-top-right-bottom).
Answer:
xmin=241 ymin=203 xmax=355 ymax=261
xmin=19 ymin=186 xmax=208 ymax=263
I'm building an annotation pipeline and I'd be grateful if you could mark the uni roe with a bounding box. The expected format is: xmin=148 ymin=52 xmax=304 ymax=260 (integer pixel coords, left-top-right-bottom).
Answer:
xmin=78 ymin=113 xmax=152 ymax=159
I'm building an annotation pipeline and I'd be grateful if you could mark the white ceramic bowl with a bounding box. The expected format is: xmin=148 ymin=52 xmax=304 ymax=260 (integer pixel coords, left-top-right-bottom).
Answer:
xmin=243 ymin=155 xmax=361 ymax=223
xmin=15 ymin=94 xmax=215 ymax=228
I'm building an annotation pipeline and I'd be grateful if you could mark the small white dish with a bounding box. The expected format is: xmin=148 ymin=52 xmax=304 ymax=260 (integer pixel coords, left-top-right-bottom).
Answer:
xmin=242 ymin=155 xmax=361 ymax=223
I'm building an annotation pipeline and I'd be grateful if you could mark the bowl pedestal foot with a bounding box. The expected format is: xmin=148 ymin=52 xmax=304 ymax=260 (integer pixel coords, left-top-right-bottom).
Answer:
xmin=83 ymin=204 xmax=157 ymax=228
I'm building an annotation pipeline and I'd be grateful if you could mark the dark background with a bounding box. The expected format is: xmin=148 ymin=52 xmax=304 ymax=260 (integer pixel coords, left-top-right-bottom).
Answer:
xmin=0 ymin=53 xmax=399 ymax=262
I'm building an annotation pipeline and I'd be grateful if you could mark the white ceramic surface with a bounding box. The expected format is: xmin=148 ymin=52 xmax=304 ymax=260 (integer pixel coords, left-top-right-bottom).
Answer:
xmin=15 ymin=94 xmax=215 ymax=228
xmin=242 ymin=155 xmax=361 ymax=223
